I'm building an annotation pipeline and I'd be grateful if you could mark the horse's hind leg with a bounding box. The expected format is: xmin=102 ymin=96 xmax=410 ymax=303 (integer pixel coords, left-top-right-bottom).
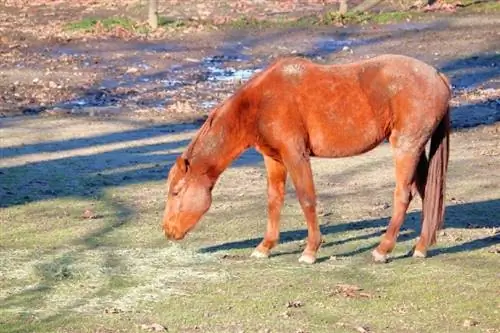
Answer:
xmin=372 ymin=150 xmax=424 ymax=263
xmin=251 ymin=155 xmax=287 ymax=258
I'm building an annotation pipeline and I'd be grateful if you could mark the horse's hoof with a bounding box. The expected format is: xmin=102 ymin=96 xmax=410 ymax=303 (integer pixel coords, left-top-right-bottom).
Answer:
xmin=371 ymin=249 xmax=388 ymax=263
xmin=250 ymin=249 xmax=269 ymax=259
xmin=298 ymin=253 xmax=316 ymax=264
xmin=412 ymin=249 xmax=427 ymax=258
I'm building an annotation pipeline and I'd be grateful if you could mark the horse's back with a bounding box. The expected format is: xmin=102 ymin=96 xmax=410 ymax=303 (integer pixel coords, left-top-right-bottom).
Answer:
xmin=358 ymin=54 xmax=451 ymax=141
xmin=252 ymin=55 xmax=450 ymax=158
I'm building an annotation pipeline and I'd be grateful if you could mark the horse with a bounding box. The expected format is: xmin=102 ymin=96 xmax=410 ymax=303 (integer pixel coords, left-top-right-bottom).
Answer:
xmin=162 ymin=54 xmax=451 ymax=264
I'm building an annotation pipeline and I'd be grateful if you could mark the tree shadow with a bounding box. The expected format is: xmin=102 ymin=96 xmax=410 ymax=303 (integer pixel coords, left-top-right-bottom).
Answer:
xmin=440 ymin=53 xmax=499 ymax=90
xmin=439 ymin=52 xmax=499 ymax=130
xmin=0 ymin=120 xmax=198 ymax=159
xmin=0 ymin=115 xmax=264 ymax=209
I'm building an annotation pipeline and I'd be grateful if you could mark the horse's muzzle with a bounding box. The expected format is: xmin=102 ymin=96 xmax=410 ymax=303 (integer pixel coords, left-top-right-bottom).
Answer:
xmin=163 ymin=223 xmax=186 ymax=241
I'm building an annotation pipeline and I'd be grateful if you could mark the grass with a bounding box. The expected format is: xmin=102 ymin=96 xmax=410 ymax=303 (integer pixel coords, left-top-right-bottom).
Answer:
xmin=65 ymin=16 xmax=138 ymax=32
xmin=0 ymin=117 xmax=499 ymax=333
xmin=369 ymin=11 xmax=413 ymax=24
xmin=63 ymin=9 xmax=418 ymax=36
xmin=226 ymin=10 xmax=418 ymax=30
xmin=64 ymin=16 xmax=185 ymax=34
xmin=158 ymin=16 xmax=185 ymax=28
xmin=467 ymin=0 xmax=500 ymax=12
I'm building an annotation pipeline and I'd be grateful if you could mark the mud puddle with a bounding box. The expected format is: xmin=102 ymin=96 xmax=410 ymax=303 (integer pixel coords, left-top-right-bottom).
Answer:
xmin=37 ymin=40 xmax=265 ymax=115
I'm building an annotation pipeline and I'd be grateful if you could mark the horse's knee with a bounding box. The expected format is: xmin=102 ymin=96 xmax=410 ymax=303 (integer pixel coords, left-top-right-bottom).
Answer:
xmin=297 ymin=191 xmax=316 ymax=209
xmin=301 ymin=198 xmax=315 ymax=209
xmin=267 ymin=183 xmax=285 ymax=204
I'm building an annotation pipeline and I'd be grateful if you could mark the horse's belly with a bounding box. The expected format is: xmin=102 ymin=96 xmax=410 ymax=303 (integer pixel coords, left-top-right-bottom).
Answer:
xmin=308 ymin=122 xmax=384 ymax=158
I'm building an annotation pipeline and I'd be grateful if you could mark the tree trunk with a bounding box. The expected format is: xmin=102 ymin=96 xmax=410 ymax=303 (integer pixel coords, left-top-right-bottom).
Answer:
xmin=351 ymin=0 xmax=384 ymax=12
xmin=148 ymin=0 xmax=158 ymax=29
xmin=339 ymin=0 xmax=348 ymax=14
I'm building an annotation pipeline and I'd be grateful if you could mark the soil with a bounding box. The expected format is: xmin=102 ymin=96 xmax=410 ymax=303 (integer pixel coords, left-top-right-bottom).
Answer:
xmin=0 ymin=2 xmax=498 ymax=128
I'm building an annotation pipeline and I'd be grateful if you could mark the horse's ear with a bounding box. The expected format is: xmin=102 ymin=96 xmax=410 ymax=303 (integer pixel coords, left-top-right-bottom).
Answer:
xmin=176 ymin=156 xmax=190 ymax=173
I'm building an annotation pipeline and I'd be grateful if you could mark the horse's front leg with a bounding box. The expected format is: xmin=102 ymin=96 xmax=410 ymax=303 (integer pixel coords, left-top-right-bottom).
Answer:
xmin=251 ymin=155 xmax=287 ymax=258
xmin=283 ymin=151 xmax=322 ymax=264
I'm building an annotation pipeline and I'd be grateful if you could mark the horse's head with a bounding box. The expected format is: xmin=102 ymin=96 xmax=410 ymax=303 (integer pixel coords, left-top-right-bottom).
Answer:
xmin=162 ymin=156 xmax=213 ymax=240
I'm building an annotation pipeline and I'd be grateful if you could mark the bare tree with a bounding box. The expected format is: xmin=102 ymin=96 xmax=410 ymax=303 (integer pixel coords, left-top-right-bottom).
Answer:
xmin=339 ymin=0 xmax=348 ymax=14
xmin=351 ymin=0 xmax=385 ymax=13
xmin=148 ymin=0 xmax=158 ymax=29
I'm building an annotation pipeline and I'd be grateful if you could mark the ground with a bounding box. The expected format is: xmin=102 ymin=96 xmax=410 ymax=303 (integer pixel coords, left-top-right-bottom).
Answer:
xmin=0 ymin=1 xmax=499 ymax=333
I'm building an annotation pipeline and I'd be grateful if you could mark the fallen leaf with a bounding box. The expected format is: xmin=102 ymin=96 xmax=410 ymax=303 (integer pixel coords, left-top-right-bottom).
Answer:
xmin=359 ymin=292 xmax=373 ymax=298
xmin=103 ymin=307 xmax=123 ymax=314
xmin=141 ymin=323 xmax=168 ymax=332
xmin=286 ymin=300 xmax=304 ymax=308
xmin=280 ymin=311 xmax=291 ymax=319
xmin=82 ymin=209 xmax=101 ymax=219
xmin=126 ymin=67 xmax=139 ymax=74
xmin=463 ymin=319 xmax=479 ymax=327
xmin=487 ymin=247 xmax=499 ymax=254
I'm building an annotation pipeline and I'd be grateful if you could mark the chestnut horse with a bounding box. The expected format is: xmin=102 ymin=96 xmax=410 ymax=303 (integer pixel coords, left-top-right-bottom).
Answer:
xmin=163 ymin=54 xmax=451 ymax=264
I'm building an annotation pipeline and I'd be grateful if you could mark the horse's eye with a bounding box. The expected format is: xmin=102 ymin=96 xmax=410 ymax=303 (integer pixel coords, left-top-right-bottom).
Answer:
xmin=171 ymin=190 xmax=179 ymax=197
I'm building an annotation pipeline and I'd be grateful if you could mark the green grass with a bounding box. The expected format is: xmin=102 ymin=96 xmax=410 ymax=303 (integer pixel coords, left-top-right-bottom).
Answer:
xmin=65 ymin=16 xmax=137 ymax=32
xmin=224 ymin=10 xmax=418 ymax=30
xmin=1 ymin=117 xmax=499 ymax=333
xmin=321 ymin=10 xmax=417 ymax=25
xmin=158 ymin=16 xmax=186 ymax=28
xmin=65 ymin=15 xmax=188 ymax=35
xmin=369 ymin=11 xmax=413 ymax=24
xmin=65 ymin=17 xmax=99 ymax=32
xmin=467 ymin=0 xmax=500 ymax=12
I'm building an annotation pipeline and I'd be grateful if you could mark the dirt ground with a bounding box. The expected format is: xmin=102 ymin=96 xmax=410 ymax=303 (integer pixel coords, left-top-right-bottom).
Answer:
xmin=0 ymin=1 xmax=499 ymax=333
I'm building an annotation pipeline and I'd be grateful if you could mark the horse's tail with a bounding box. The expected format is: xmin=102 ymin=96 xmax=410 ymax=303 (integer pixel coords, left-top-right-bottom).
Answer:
xmin=421 ymin=107 xmax=450 ymax=246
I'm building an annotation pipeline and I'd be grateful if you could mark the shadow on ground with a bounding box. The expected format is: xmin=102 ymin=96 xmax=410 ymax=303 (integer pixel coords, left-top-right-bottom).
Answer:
xmin=440 ymin=52 xmax=500 ymax=129
xmin=199 ymin=199 xmax=500 ymax=260
xmin=0 ymin=116 xmax=264 ymax=209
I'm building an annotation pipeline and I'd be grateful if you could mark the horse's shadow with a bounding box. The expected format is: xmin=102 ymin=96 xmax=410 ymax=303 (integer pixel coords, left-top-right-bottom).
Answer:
xmin=199 ymin=199 xmax=500 ymax=260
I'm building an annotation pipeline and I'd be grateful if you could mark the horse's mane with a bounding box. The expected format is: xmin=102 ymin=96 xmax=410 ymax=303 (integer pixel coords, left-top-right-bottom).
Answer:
xmin=183 ymin=111 xmax=217 ymax=161
xmin=182 ymin=64 xmax=273 ymax=162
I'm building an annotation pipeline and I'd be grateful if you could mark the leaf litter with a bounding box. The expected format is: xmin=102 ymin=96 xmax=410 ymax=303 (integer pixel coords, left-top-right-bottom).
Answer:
xmin=330 ymin=284 xmax=374 ymax=299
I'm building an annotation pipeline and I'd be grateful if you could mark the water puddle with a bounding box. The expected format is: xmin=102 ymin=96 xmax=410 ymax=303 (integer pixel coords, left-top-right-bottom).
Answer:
xmin=36 ymin=28 xmax=498 ymax=129
xmin=42 ymin=39 xmax=264 ymax=114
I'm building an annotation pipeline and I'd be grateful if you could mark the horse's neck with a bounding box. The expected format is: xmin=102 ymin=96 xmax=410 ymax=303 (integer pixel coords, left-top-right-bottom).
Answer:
xmin=187 ymin=100 xmax=251 ymax=181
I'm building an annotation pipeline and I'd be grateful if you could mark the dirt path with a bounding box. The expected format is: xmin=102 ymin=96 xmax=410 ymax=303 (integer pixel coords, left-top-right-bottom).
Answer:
xmin=1 ymin=12 xmax=499 ymax=127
